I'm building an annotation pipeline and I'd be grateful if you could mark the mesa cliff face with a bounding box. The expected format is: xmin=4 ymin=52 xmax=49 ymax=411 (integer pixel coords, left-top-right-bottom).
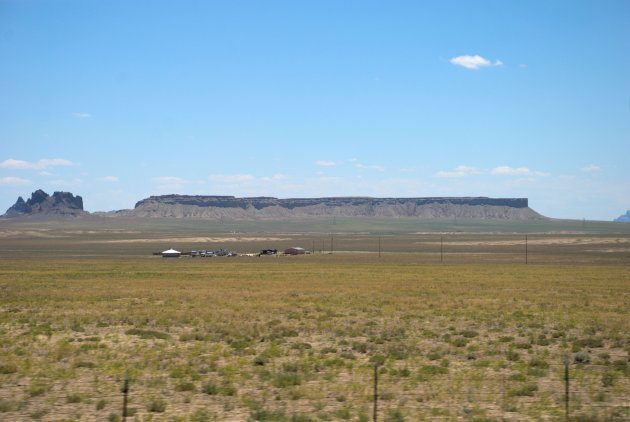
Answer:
xmin=2 ymin=189 xmax=85 ymax=218
xmin=115 ymin=195 xmax=544 ymax=220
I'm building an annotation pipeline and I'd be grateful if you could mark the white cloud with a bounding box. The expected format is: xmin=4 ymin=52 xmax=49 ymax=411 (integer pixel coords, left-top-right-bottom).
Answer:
xmin=261 ymin=174 xmax=289 ymax=181
xmin=98 ymin=176 xmax=119 ymax=182
xmin=208 ymin=174 xmax=256 ymax=184
xmin=581 ymin=164 xmax=601 ymax=173
xmin=0 ymin=176 xmax=32 ymax=186
xmin=355 ymin=163 xmax=385 ymax=172
xmin=152 ymin=176 xmax=201 ymax=192
xmin=72 ymin=112 xmax=91 ymax=118
xmin=399 ymin=167 xmax=416 ymax=173
xmin=450 ymin=55 xmax=503 ymax=70
xmin=154 ymin=176 xmax=192 ymax=185
xmin=315 ymin=160 xmax=336 ymax=167
xmin=435 ymin=165 xmax=480 ymax=178
xmin=1 ymin=158 xmax=74 ymax=170
xmin=49 ymin=178 xmax=82 ymax=187
xmin=491 ymin=166 xmax=548 ymax=177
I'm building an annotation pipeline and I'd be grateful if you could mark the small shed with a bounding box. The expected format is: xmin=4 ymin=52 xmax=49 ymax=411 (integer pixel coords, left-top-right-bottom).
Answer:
xmin=161 ymin=248 xmax=181 ymax=258
xmin=284 ymin=247 xmax=306 ymax=255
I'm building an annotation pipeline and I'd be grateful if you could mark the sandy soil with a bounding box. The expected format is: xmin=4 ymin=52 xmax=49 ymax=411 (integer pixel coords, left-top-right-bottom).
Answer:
xmin=420 ymin=237 xmax=630 ymax=246
xmin=89 ymin=236 xmax=292 ymax=244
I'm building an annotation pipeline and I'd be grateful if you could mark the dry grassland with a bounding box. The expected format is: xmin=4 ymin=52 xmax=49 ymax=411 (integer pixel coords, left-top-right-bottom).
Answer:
xmin=1 ymin=255 xmax=629 ymax=421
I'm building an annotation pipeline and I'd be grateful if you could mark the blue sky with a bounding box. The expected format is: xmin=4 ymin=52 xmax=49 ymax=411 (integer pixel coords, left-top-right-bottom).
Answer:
xmin=1 ymin=0 xmax=629 ymax=220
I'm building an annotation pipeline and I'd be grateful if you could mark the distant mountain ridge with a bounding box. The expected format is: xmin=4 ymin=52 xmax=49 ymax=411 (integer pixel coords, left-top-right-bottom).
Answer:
xmin=614 ymin=210 xmax=630 ymax=222
xmin=108 ymin=195 xmax=544 ymax=220
xmin=2 ymin=189 xmax=85 ymax=218
xmin=3 ymin=191 xmax=547 ymax=220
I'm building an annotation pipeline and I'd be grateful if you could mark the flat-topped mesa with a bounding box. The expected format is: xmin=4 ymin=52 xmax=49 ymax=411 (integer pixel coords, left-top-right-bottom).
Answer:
xmin=131 ymin=195 xmax=540 ymax=220
xmin=135 ymin=195 xmax=529 ymax=209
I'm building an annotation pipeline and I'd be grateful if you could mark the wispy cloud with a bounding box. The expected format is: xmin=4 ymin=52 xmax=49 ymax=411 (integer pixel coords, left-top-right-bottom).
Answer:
xmin=581 ymin=164 xmax=601 ymax=173
xmin=1 ymin=158 xmax=74 ymax=170
xmin=49 ymin=178 xmax=82 ymax=187
xmin=355 ymin=163 xmax=385 ymax=172
xmin=208 ymin=174 xmax=256 ymax=184
xmin=98 ymin=176 xmax=120 ymax=182
xmin=315 ymin=160 xmax=336 ymax=167
xmin=450 ymin=55 xmax=503 ymax=70
xmin=435 ymin=165 xmax=480 ymax=178
xmin=154 ymin=176 xmax=193 ymax=185
xmin=491 ymin=166 xmax=547 ymax=177
xmin=0 ymin=176 xmax=32 ymax=186
xmin=72 ymin=112 xmax=91 ymax=118
xmin=261 ymin=174 xmax=289 ymax=181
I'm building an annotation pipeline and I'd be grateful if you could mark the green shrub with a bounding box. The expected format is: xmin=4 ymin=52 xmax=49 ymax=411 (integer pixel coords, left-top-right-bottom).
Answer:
xmin=0 ymin=400 xmax=18 ymax=412
xmin=528 ymin=357 xmax=549 ymax=369
xmin=370 ymin=355 xmax=386 ymax=365
xmin=175 ymin=381 xmax=195 ymax=392
xmin=0 ymin=363 xmax=17 ymax=374
xmin=427 ymin=350 xmax=443 ymax=360
xmin=602 ymin=370 xmax=615 ymax=387
xmin=202 ymin=380 xmax=218 ymax=395
xmin=506 ymin=350 xmax=520 ymax=361
xmin=574 ymin=352 xmax=591 ymax=364
xmin=66 ymin=394 xmax=82 ymax=403
xmin=417 ymin=365 xmax=448 ymax=381
xmin=218 ymin=382 xmax=237 ymax=396
xmin=28 ymin=383 xmax=48 ymax=397
xmin=273 ymin=372 xmax=301 ymax=388
xmin=508 ymin=373 xmax=526 ymax=381
xmin=190 ymin=407 xmax=214 ymax=422
xmin=450 ymin=337 xmax=468 ymax=347
xmin=508 ymin=383 xmax=538 ymax=397
xmin=125 ymin=328 xmax=170 ymax=340
xmin=147 ymin=398 xmax=167 ymax=413
xmin=574 ymin=337 xmax=604 ymax=348
xmin=384 ymin=408 xmax=406 ymax=422
xmin=352 ymin=341 xmax=368 ymax=353
xmin=253 ymin=355 xmax=269 ymax=366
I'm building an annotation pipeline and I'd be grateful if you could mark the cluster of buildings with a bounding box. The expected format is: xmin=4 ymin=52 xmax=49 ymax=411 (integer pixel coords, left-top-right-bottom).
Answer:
xmin=160 ymin=246 xmax=307 ymax=258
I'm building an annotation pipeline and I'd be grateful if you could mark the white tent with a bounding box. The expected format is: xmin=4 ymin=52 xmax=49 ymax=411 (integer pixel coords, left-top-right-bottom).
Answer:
xmin=161 ymin=248 xmax=181 ymax=258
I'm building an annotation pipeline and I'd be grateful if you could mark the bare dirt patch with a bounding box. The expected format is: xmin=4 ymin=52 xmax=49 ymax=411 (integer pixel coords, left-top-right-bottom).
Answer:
xmin=89 ymin=236 xmax=292 ymax=244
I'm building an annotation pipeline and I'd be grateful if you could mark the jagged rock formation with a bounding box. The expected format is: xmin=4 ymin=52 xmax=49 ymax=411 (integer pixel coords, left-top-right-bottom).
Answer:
xmin=614 ymin=211 xmax=630 ymax=222
xmin=2 ymin=189 xmax=85 ymax=218
xmin=110 ymin=195 xmax=544 ymax=220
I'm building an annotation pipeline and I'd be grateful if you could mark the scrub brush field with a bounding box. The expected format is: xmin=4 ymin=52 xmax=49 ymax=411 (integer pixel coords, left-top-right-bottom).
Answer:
xmin=1 ymin=257 xmax=629 ymax=421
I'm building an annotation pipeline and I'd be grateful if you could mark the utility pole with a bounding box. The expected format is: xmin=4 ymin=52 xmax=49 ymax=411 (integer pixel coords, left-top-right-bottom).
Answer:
xmin=373 ymin=363 xmax=379 ymax=422
xmin=564 ymin=356 xmax=570 ymax=421
xmin=330 ymin=233 xmax=334 ymax=254
xmin=378 ymin=236 xmax=381 ymax=258
xmin=525 ymin=235 xmax=528 ymax=265
xmin=122 ymin=372 xmax=129 ymax=420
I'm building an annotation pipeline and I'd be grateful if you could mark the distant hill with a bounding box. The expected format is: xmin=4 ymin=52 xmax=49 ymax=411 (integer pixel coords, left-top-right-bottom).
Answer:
xmin=105 ymin=195 xmax=545 ymax=220
xmin=614 ymin=210 xmax=630 ymax=222
xmin=2 ymin=189 xmax=85 ymax=218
